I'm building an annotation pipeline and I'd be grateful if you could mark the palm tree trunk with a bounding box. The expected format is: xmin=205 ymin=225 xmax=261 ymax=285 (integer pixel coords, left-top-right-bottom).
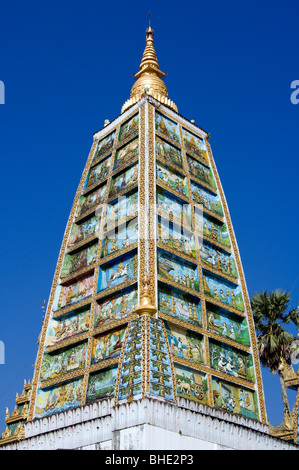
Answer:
xmin=278 ymin=370 xmax=290 ymax=414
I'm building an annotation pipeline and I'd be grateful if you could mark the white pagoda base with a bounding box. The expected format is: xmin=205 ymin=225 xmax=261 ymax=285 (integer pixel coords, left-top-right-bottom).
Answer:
xmin=0 ymin=397 xmax=296 ymax=450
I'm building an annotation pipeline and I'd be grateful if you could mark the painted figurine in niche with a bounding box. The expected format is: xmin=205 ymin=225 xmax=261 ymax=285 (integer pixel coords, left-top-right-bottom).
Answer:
xmin=175 ymin=366 xmax=208 ymax=404
xmin=118 ymin=114 xmax=139 ymax=142
xmin=109 ymin=164 xmax=138 ymax=197
xmin=157 ymin=249 xmax=199 ymax=291
xmin=156 ymin=136 xmax=182 ymax=167
xmin=207 ymin=305 xmax=250 ymax=346
xmin=94 ymin=288 xmax=138 ymax=327
xmin=212 ymin=378 xmax=258 ymax=419
xmin=76 ymin=185 xmax=106 ymax=219
xmin=104 ymin=191 xmax=138 ymax=230
xmin=157 ymin=190 xmax=192 ymax=228
xmin=101 ymin=218 xmax=138 ymax=258
xmin=61 ymin=243 xmax=98 ymax=278
xmin=196 ymin=216 xmax=230 ymax=248
xmin=191 ymin=181 xmax=223 ymax=217
xmin=158 ymin=285 xmax=202 ymax=326
xmin=86 ymin=157 xmax=111 ymax=188
xmin=187 ymin=155 xmax=216 ymax=189
xmin=94 ymin=131 xmax=115 ymax=162
xmin=155 ymin=112 xmax=180 ymax=143
xmin=86 ymin=367 xmax=118 ymax=402
xmin=203 ymin=274 xmax=244 ymax=312
xmin=56 ymin=273 xmax=94 ymax=310
xmin=91 ymin=328 xmax=126 ymax=364
xmin=157 ymin=218 xmax=196 ymax=259
xmin=182 ymin=127 xmax=208 ymax=163
xmin=35 ymin=378 xmax=84 ymax=418
xmin=157 ymin=162 xmax=188 ymax=198
xmin=68 ymin=216 xmax=101 ymax=248
xmin=46 ymin=308 xmax=90 ymax=346
xmin=165 ymin=323 xmax=204 ymax=365
xmin=209 ymin=341 xmax=254 ymax=382
xmin=114 ymin=139 xmax=138 ymax=169
xmin=40 ymin=342 xmax=87 ymax=381
xmin=200 ymin=243 xmax=238 ymax=278
xmin=98 ymin=252 xmax=138 ymax=292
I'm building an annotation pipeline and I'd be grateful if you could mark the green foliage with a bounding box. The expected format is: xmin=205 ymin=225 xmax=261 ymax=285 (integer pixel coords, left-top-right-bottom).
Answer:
xmin=251 ymin=290 xmax=299 ymax=373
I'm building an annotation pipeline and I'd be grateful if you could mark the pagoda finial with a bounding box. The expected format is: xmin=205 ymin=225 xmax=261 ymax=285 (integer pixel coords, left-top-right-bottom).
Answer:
xmin=138 ymin=15 xmax=162 ymax=76
xmin=135 ymin=273 xmax=157 ymax=317
xmin=121 ymin=17 xmax=178 ymax=114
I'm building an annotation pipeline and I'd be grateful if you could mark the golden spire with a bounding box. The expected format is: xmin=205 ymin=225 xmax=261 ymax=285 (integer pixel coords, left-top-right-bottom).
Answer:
xmin=135 ymin=273 xmax=157 ymax=317
xmin=121 ymin=16 xmax=178 ymax=113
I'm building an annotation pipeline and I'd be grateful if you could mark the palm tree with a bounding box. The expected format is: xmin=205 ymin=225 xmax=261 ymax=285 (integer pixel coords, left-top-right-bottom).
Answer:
xmin=251 ymin=290 xmax=299 ymax=414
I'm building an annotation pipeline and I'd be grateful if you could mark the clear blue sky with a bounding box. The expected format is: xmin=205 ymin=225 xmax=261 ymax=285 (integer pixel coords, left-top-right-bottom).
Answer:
xmin=0 ymin=0 xmax=298 ymax=430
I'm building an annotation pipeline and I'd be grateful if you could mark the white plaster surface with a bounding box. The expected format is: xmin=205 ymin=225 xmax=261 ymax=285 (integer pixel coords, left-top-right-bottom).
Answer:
xmin=1 ymin=397 xmax=297 ymax=450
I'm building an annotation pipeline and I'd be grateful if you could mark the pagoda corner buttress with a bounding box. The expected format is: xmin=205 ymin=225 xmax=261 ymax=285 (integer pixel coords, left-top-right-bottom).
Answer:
xmin=1 ymin=23 xmax=297 ymax=450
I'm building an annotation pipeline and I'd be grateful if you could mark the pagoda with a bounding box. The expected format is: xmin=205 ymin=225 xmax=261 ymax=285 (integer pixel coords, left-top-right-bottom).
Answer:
xmin=1 ymin=21 xmax=297 ymax=450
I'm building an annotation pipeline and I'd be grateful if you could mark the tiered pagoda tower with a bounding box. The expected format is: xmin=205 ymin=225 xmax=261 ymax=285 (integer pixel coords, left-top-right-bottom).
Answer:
xmin=1 ymin=22 xmax=297 ymax=450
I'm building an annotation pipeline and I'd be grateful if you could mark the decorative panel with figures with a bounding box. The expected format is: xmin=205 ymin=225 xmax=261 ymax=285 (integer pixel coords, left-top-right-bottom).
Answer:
xmin=86 ymin=155 xmax=112 ymax=189
xmin=212 ymin=377 xmax=259 ymax=420
xmin=34 ymin=378 xmax=84 ymax=418
xmin=93 ymin=131 xmax=115 ymax=164
xmin=158 ymin=283 xmax=202 ymax=328
xmin=94 ymin=287 xmax=138 ymax=329
xmin=46 ymin=306 xmax=90 ymax=347
xmin=28 ymin=100 xmax=265 ymax=427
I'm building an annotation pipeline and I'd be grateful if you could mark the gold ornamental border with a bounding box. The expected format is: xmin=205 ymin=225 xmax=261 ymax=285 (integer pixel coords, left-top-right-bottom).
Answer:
xmin=204 ymin=137 xmax=267 ymax=424
xmin=139 ymin=104 xmax=146 ymax=290
xmin=148 ymin=104 xmax=157 ymax=302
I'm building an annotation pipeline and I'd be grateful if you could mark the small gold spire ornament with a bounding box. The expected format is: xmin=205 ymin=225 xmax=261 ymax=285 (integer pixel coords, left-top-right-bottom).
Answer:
xmin=122 ymin=17 xmax=178 ymax=113
xmin=135 ymin=273 xmax=157 ymax=317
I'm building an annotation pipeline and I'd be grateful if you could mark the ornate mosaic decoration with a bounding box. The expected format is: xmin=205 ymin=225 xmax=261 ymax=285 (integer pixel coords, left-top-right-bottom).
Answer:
xmin=23 ymin=25 xmax=267 ymax=429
